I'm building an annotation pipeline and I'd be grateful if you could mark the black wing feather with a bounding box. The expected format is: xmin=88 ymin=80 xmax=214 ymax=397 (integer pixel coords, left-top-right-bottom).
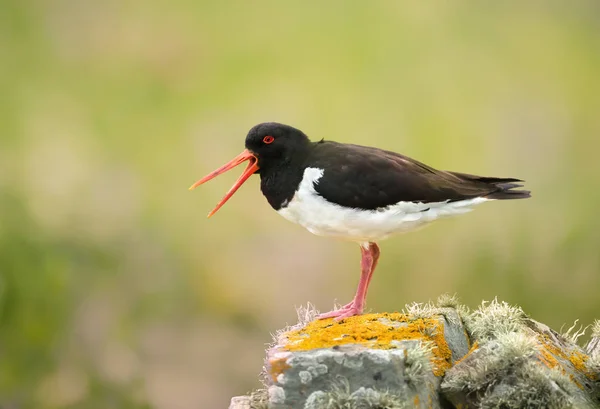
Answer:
xmin=309 ymin=142 xmax=530 ymax=210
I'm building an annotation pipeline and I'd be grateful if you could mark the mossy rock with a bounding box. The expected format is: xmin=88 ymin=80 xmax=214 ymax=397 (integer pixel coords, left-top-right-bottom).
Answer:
xmin=265 ymin=305 xmax=469 ymax=409
xmin=441 ymin=302 xmax=600 ymax=409
xmin=230 ymin=297 xmax=600 ymax=409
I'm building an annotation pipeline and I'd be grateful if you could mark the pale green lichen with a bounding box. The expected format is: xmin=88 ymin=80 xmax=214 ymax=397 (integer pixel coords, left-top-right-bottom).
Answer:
xmin=562 ymin=319 xmax=589 ymax=344
xmin=443 ymin=332 xmax=589 ymax=408
xmin=303 ymin=378 xmax=408 ymax=409
xmin=248 ymin=388 xmax=268 ymax=409
xmin=467 ymin=298 xmax=527 ymax=341
xmin=443 ymin=329 xmax=600 ymax=409
xmin=498 ymin=331 xmax=538 ymax=359
xmin=404 ymin=341 xmax=435 ymax=385
xmin=351 ymin=387 xmax=408 ymax=409
xmin=435 ymin=293 xmax=460 ymax=309
xmin=588 ymin=327 xmax=600 ymax=376
xmin=295 ymin=302 xmax=320 ymax=327
xmin=587 ymin=320 xmax=600 ymax=358
xmin=478 ymin=362 xmax=578 ymax=409
xmin=402 ymin=294 xmax=463 ymax=326
xmin=443 ymin=332 xmax=537 ymax=391
xmin=403 ymin=300 xmax=437 ymax=319
xmin=591 ymin=320 xmax=600 ymax=339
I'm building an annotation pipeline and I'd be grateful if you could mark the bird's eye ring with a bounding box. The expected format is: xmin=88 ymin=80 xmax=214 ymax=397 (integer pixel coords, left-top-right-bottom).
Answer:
xmin=263 ymin=136 xmax=275 ymax=144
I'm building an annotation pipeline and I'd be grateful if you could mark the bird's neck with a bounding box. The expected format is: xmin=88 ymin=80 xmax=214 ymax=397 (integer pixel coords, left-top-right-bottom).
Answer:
xmin=259 ymin=145 xmax=312 ymax=210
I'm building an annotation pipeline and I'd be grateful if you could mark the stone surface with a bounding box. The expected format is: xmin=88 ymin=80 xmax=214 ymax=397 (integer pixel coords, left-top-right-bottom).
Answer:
xmin=265 ymin=307 xmax=470 ymax=409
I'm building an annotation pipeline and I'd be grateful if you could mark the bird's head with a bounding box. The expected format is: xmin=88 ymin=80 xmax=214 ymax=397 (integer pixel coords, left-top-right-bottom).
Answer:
xmin=244 ymin=122 xmax=310 ymax=167
xmin=189 ymin=122 xmax=310 ymax=217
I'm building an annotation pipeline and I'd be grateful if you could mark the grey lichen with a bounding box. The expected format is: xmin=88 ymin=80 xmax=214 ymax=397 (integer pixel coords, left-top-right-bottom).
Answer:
xmin=443 ymin=331 xmax=588 ymax=408
xmin=295 ymin=302 xmax=320 ymax=327
xmin=478 ymin=363 xmax=577 ymax=409
xmin=318 ymin=378 xmax=354 ymax=409
xmin=402 ymin=293 xmax=463 ymax=326
xmin=496 ymin=331 xmax=538 ymax=360
xmin=303 ymin=378 xmax=408 ymax=409
xmin=304 ymin=390 xmax=329 ymax=409
xmin=467 ymin=298 xmax=527 ymax=341
xmin=587 ymin=320 xmax=600 ymax=378
xmin=351 ymin=387 xmax=408 ymax=409
xmin=591 ymin=320 xmax=600 ymax=339
xmin=586 ymin=319 xmax=600 ymax=361
xmin=562 ymin=319 xmax=589 ymax=344
xmin=248 ymin=388 xmax=268 ymax=409
xmin=404 ymin=341 xmax=434 ymax=385
xmin=443 ymin=332 xmax=537 ymax=391
xmin=435 ymin=293 xmax=460 ymax=309
xmin=403 ymin=300 xmax=437 ymax=319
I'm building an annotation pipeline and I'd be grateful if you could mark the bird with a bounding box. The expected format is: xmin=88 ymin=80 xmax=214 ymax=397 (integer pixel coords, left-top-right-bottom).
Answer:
xmin=189 ymin=122 xmax=530 ymax=320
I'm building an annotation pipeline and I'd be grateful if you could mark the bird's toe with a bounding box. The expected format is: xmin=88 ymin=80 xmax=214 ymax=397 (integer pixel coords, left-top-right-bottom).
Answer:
xmin=316 ymin=303 xmax=363 ymax=320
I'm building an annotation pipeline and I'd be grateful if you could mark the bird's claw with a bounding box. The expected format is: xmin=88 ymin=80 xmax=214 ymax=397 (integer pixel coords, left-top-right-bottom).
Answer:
xmin=317 ymin=301 xmax=363 ymax=321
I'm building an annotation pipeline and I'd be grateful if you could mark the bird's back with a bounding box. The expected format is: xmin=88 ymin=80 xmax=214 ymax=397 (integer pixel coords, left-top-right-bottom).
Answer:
xmin=306 ymin=141 xmax=530 ymax=210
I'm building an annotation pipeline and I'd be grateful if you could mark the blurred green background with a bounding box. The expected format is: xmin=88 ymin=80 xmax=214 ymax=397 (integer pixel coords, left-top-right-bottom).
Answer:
xmin=1 ymin=1 xmax=599 ymax=408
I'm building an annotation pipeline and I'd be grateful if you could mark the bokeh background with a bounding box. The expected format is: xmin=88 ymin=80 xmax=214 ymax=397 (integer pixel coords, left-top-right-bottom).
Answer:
xmin=1 ymin=1 xmax=600 ymax=408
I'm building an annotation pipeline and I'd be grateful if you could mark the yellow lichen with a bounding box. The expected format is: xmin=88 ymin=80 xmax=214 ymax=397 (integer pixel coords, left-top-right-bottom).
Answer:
xmin=413 ymin=395 xmax=419 ymax=405
xmin=568 ymin=350 xmax=588 ymax=372
xmin=570 ymin=373 xmax=583 ymax=389
xmin=569 ymin=350 xmax=598 ymax=381
xmin=269 ymin=357 xmax=291 ymax=383
xmin=282 ymin=313 xmax=453 ymax=376
xmin=536 ymin=333 xmax=598 ymax=385
xmin=537 ymin=345 xmax=560 ymax=370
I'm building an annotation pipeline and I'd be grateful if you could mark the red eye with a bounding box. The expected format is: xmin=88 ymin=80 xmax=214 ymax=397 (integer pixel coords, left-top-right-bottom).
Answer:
xmin=263 ymin=135 xmax=274 ymax=144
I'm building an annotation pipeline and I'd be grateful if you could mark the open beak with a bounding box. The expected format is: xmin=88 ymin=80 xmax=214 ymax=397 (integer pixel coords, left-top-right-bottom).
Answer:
xmin=189 ymin=149 xmax=259 ymax=217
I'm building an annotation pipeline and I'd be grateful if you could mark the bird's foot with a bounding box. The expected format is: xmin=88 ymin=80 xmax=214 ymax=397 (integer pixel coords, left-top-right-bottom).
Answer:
xmin=317 ymin=301 xmax=363 ymax=321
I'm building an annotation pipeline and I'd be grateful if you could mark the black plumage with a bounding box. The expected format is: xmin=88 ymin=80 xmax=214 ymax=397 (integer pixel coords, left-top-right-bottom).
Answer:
xmin=308 ymin=141 xmax=530 ymax=210
xmin=244 ymin=123 xmax=530 ymax=211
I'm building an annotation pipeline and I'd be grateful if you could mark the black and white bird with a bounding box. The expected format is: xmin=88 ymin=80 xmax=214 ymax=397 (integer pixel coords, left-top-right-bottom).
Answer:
xmin=190 ymin=122 xmax=530 ymax=320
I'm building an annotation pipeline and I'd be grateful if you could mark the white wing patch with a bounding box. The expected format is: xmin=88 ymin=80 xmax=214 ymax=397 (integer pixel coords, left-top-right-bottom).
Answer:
xmin=277 ymin=167 xmax=489 ymax=242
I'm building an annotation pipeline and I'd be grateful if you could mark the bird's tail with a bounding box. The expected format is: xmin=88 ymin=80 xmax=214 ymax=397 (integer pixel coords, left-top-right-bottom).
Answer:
xmin=451 ymin=172 xmax=531 ymax=200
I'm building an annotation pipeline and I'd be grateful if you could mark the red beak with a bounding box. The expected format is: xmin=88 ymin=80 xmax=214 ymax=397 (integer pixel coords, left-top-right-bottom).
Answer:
xmin=189 ymin=149 xmax=259 ymax=217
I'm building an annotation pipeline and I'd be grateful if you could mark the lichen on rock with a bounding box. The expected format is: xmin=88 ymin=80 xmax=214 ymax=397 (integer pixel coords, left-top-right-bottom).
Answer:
xmin=230 ymin=297 xmax=600 ymax=409
xmin=260 ymin=300 xmax=469 ymax=409
xmin=281 ymin=312 xmax=454 ymax=377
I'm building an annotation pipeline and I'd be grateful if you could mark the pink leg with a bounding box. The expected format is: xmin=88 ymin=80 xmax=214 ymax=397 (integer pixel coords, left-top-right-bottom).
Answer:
xmin=317 ymin=242 xmax=380 ymax=321
xmin=339 ymin=243 xmax=380 ymax=309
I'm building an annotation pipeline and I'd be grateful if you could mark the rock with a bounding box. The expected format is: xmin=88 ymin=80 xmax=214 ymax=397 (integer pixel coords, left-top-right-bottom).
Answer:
xmin=265 ymin=300 xmax=470 ymax=409
xmin=233 ymin=297 xmax=600 ymax=409
xmin=441 ymin=300 xmax=600 ymax=409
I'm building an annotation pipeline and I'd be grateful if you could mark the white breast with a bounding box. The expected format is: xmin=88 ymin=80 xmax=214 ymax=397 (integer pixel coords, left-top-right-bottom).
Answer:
xmin=277 ymin=167 xmax=489 ymax=243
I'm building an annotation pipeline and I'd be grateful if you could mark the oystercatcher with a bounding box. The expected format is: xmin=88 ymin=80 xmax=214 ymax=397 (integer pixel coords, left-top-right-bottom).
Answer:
xmin=190 ymin=122 xmax=530 ymax=320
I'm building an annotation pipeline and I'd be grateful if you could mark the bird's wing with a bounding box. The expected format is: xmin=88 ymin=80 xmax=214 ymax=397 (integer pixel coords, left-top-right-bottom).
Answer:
xmin=308 ymin=141 xmax=506 ymax=210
